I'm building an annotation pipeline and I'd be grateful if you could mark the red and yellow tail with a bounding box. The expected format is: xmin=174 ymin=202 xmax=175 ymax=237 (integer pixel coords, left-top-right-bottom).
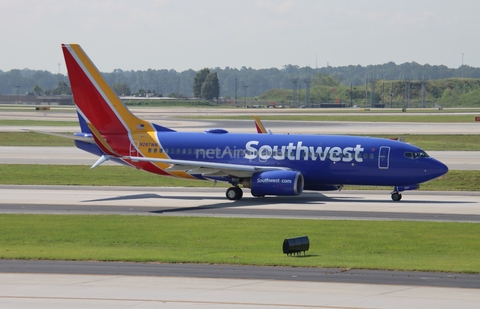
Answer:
xmin=62 ymin=44 xmax=174 ymax=156
xmin=62 ymin=44 xmax=195 ymax=178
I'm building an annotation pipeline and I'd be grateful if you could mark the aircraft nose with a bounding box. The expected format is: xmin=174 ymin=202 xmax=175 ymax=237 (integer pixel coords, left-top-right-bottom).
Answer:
xmin=430 ymin=158 xmax=449 ymax=179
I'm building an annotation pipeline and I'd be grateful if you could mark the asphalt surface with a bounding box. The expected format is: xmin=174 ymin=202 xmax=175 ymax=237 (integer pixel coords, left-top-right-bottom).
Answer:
xmin=2 ymin=260 xmax=479 ymax=289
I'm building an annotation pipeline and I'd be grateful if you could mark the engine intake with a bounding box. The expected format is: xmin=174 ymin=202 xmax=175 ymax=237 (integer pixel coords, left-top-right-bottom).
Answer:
xmin=245 ymin=170 xmax=304 ymax=196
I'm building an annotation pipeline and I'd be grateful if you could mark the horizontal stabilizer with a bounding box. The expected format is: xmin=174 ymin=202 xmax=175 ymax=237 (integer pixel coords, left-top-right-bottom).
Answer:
xmin=25 ymin=129 xmax=95 ymax=143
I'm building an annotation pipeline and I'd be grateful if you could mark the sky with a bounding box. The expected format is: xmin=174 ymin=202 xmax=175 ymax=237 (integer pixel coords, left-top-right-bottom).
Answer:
xmin=1 ymin=0 xmax=479 ymax=73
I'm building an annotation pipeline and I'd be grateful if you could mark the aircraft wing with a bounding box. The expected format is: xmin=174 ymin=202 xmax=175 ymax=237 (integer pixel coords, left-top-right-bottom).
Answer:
xmin=124 ymin=156 xmax=288 ymax=178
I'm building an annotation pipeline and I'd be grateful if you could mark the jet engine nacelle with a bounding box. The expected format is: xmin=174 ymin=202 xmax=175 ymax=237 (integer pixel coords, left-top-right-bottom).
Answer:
xmin=247 ymin=170 xmax=304 ymax=196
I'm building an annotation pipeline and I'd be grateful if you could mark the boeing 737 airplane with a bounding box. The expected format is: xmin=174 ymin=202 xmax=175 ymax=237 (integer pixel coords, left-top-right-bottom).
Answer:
xmin=59 ymin=44 xmax=448 ymax=201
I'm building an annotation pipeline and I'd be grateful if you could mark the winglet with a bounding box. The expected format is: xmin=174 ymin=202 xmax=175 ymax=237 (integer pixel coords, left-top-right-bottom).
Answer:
xmin=253 ymin=116 xmax=272 ymax=134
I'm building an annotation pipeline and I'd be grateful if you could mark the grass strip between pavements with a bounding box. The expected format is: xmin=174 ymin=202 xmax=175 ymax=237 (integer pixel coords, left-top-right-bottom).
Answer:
xmin=1 ymin=214 xmax=479 ymax=273
xmin=0 ymin=164 xmax=477 ymax=191
xmin=0 ymin=120 xmax=78 ymax=126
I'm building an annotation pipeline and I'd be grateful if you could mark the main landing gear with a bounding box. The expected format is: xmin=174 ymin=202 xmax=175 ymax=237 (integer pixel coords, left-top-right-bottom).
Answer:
xmin=391 ymin=191 xmax=402 ymax=201
xmin=226 ymin=186 xmax=243 ymax=200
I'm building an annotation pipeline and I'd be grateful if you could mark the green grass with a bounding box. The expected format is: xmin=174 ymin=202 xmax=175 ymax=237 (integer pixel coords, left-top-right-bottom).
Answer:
xmin=0 ymin=214 xmax=479 ymax=273
xmin=123 ymin=99 xmax=223 ymax=107
xmin=0 ymin=119 xmax=78 ymax=126
xmin=0 ymin=164 xmax=228 ymax=187
xmin=364 ymin=134 xmax=480 ymax=151
xmin=0 ymin=132 xmax=76 ymax=146
xmin=0 ymin=105 xmax=76 ymax=112
xmin=1 ymin=132 xmax=479 ymax=150
xmin=0 ymin=164 xmax=476 ymax=191
xmin=344 ymin=170 xmax=479 ymax=191
xmin=186 ymin=114 xmax=480 ymax=123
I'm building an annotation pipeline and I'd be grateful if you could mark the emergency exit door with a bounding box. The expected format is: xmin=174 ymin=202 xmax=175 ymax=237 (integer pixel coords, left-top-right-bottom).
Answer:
xmin=378 ymin=146 xmax=390 ymax=169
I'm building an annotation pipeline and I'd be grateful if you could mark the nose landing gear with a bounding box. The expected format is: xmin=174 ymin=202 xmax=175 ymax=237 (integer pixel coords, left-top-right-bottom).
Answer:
xmin=391 ymin=185 xmax=419 ymax=201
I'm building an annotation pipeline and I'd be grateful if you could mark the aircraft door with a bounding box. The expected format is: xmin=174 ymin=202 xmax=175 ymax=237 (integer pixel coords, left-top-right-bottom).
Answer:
xmin=378 ymin=146 xmax=390 ymax=169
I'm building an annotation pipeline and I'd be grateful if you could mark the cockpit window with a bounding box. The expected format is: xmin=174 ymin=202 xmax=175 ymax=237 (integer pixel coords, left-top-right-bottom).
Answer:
xmin=404 ymin=151 xmax=429 ymax=159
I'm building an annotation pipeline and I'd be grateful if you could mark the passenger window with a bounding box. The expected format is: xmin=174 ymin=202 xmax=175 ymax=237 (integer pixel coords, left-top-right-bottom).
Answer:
xmin=148 ymin=148 xmax=152 ymax=153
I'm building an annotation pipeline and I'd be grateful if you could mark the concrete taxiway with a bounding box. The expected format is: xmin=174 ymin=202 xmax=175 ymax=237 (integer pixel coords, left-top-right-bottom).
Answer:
xmin=1 ymin=185 xmax=480 ymax=220
xmin=3 ymin=272 xmax=480 ymax=309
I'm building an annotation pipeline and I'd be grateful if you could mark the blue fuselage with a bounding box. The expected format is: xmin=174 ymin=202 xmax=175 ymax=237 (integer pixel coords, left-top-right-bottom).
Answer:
xmin=130 ymin=131 xmax=447 ymax=189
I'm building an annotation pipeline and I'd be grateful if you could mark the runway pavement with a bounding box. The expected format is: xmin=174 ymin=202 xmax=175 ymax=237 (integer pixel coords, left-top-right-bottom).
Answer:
xmin=1 ymin=260 xmax=480 ymax=309
xmin=2 ymin=272 xmax=480 ymax=308
xmin=1 ymin=185 xmax=480 ymax=220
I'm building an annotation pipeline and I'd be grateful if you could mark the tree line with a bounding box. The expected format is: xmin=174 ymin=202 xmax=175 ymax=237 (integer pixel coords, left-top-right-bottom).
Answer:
xmin=1 ymin=62 xmax=480 ymax=99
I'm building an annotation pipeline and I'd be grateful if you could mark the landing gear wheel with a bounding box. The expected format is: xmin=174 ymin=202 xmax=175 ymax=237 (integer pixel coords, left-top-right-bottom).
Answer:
xmin=226 ymin=186 xmax=243 ymax=200
xmin=391 ymin=192 xmax=402 ymax=201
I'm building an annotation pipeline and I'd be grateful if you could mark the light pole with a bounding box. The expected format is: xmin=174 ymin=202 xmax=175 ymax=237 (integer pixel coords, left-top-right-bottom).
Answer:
xmin=14 ymin=85 xmax=20 ymax=104
xmin=349 ymin=83 xmax=352 ymax=107
xmin=243 ymin=85 xmax=248 ymax=108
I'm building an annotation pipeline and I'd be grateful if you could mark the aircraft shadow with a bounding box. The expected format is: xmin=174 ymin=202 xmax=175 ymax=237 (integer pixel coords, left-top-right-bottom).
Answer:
xmin=156 ymin=192 xmax=472 ymax=214
xmin=83 ymin=193 xmax=163 ymax=203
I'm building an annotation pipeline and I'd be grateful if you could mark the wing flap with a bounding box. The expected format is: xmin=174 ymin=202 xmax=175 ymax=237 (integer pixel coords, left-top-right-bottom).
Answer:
xmin=124 ymin=156 xmax=287 ymax=178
